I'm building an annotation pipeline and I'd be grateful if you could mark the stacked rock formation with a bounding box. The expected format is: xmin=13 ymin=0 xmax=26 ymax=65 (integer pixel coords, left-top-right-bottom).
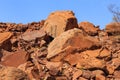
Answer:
xmin=0 ymin=11 xmax=120 ymax=80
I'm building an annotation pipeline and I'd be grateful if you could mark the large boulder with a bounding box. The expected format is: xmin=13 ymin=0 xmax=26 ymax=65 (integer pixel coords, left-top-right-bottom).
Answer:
xmin=0 ymin=65 xmax=29 ymax=80
xmin=105 ymin=22 xmax=120 ymax=35
xmin=42 ymin=11 xmax=78 ymax=38
xmin=0 ymin=32 xmax=12 ymax=51
xmin=78 ymin=21 xmax=100 ymax=36
xmin=47 ymin=28 xmax=101 ymax=61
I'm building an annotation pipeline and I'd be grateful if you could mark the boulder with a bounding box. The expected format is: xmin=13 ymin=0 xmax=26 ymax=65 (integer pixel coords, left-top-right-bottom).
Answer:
xmin=19 ymin=29 xmax=46 ymax=42
xmin=105 ymin=22 xmax=120 ymax=35
xmin=47 ymin=28 xmax=101 ymax=61
xmin=78 ymin=21 xmax=100 ymax=35
xmin=0 ymin=32 xmax=12 ymax=51
xmin=42 ymin=11 xmax=78 ymax=38
xmin=0 ymin=65 xmax=29 ymax=80
xmin=0 ymin=50 xmax=29 ymax=67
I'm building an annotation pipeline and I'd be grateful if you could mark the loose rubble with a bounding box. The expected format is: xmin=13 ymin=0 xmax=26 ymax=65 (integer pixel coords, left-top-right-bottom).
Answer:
xmin=0 ymin=11 xmax=120 ymax=80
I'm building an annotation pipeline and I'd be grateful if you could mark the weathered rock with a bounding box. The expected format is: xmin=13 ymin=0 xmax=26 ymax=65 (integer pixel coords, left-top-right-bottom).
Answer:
xmin=0 ymin=65 xmax=29 ymax=80
xmin=56 ymin=76 xmax=68 ymax=80
xmin=99 ymin=48 xmax=111 ymax=58
xmin=105 ymin=22 xmax=120 ymax=35
xmin=18 ymin=63 xmax=39 ymax=80
xmin=0 ymin=32 xmax=12 ymax=51
xmin=95 ymin=74 xmax=105 ymax=80
xmin=82 ymin=70 xmax=92 ymax=79
xmin=72 ymin=70 xmax=82 ymax=80
xmin=46 ymin=62 xmax=62 ymax=76
xmin=105 ymin=64 xmax=115 ymax=74
xmin=0 ymin=50 xmax=29 ymax=67
xmin=76 ymin=56 xmax=104 ymax=69
xmin=42 ymin=11 xmax=78 ymax=38
xmin=113 ymin=71 xmax=120 ymax=79
xmin=78 ymin=21 xmax=100 ymax=35
xmin=78 ymin=77 xmax=87 ymax=80
xmin=47 ymin=28 xmax=101 ymax=61
xmin=19 ymin=30 xmax=46 ymax=41
xmin=92 ymin=70 xmax=105 ymax=77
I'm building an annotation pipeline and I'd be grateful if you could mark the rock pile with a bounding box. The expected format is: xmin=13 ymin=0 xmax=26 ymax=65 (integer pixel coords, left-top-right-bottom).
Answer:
xmin=0 ymin=11 xmax=120 ymax=80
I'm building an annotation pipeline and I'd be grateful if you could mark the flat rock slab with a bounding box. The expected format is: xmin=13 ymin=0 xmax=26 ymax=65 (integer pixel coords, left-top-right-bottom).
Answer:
xmin=0 ymin=50 xmax=29 ymax=67
xmin=19 ymin=30 xmax=46 ymax=41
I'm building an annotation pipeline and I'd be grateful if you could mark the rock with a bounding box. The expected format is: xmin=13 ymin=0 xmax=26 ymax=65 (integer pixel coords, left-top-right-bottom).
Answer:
xmin=78 ymin=77 xmax=87 ymax=80
xmin=0 ymin=32 xmax=12 ymax=51
xmin=76 ymin=56 xmax=104 ymax=69
xmin=78 ymin=21 xmax=100 ymax=36
xmin=46 ymin=61 xmax=62 ymax=70
xmin=99 ymin=48 xmax=111 ymax=58
xmin=0 ymin=50 xmax=29 ymax=67
xmin=95 ymin=74 xmax=105 ymax=80
xmin=113 ymin=71 xmax=120 ymax=79
xmin=47 ymin=28 xmax=101 ymax=61
xmin=56 ymin=76 xmax=68 ymax=80
xmin=72 ymin=70 xmax=82 ymax=80
xmin=19 ymin=29 xmax=46 ymax=41
xmin=82 ymin=70 xmax=92 ymax=79
xmin=105 ymin=64 xmax=115 ymax=74
xmin=46 ymin=61 xmax=62 ymax=76
xmin=42 ymin=10 xmax=78 ymax=38
xmin=105 ymin=22 xmax=120 ymax=35
xmin=80 ymin=49 xmax=100 ymax=58
xmin=92 ymin=70 xmax=105 ymax=78
xmin=0 ymin=65 xmax=29 ymax=80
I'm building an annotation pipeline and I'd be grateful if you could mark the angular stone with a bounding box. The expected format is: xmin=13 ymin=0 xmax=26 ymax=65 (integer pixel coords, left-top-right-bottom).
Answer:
xmin=113 ymin=71 xmax=120 ymax=79
xmin=105 ymin=64 xmax=115 ymax=75
xmin=99 ymin=48 xmax=111 ymax=58
xmin=56 ymin=76 xmax=67 ymax=80
xmin=105 ymin=22 xmax=120 ymax=35
xmin=78 ymin=21 xmax=100 ymax=35
xmin=76 ymin=56 xmax=104 ymax=69
xmin=19 ymin=30 xmax=46 ymax=41
xmin=95 ymin=74 xmax=105 ymax=80
xmin=0 ymin=32 xmax=12 ymax=51
xmin=42 ymin=11 xmax=78 ymax=38
xmin=0 ymin=65 xmax=29 ymax=80
xmin=0 ymin=32 xmax=12 ymax=45
xmin=0 ymin=50 xmax=29 ymax=67
xmin=92 ymin=70 xmax=105 ymax=76
xmin=47 ymin=28 xmax=101 ymax=61
xmin=72 ymin=70 xmax=82 ymax=80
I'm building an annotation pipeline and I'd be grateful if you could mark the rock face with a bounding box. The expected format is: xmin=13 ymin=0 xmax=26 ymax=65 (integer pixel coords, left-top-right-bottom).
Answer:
xmin=105 ymin=22 xmax=120 ymax=35
xmin=0 ymin=65 xmax=29 ymax=80
xmin=47 ymin=28 xmax=101 ymax=61
xmin=78 ymin=21 xmax=100 ymax=35
xmin=0 ymin=32 xmax=12 ymax=51
xmin=42 ymin=11 xmax=78 ymax=38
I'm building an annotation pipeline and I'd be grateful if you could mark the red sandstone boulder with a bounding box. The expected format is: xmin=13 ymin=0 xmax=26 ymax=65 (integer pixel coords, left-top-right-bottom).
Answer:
xmin=47 ymin=28 xmax=101 ymax=61
xmin=42 ymin=11 xmax=78 ymax=38
xmin=105 ymin=22 xmax=120 ymax=35
xmin=0 ymin=50 xmax=29 ymax=67
xmin=78 ymin=21 xmax=100 ymax=35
